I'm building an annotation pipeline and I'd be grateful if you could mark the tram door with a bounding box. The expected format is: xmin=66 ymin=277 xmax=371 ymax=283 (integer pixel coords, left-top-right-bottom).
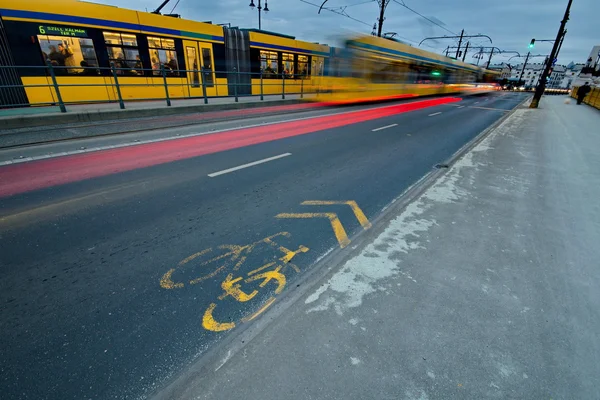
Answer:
xmin=183 ymin=40 xmax=216 ymax=97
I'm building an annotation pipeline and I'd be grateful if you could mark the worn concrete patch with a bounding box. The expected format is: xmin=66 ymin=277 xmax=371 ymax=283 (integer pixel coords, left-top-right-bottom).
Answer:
xmin=303 ymin=111 xmax=526 ymax=315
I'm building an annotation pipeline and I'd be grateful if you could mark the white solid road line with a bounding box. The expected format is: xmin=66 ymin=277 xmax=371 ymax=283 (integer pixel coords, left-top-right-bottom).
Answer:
xmin=371 ymin=124 xmax=398 ymax=132
xmin=469 ymin=106 xmax=510 ymax=112
xmin=207 ymin=153 xmax=292 ymax=177
xmin=428 ymin=112 xmax=442 ymax=116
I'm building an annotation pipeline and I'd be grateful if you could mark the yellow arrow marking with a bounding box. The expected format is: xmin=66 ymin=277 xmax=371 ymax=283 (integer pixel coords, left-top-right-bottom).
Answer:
xmin=301 ymin=200 xmax=372 ymax=230
xmin=275 ymin=212 xmax=350 ymax=248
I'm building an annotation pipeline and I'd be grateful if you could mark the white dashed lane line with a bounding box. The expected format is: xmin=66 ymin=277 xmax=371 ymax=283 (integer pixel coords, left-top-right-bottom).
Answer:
xmin=371 ymin=124 xmax=398 ymax=132
xmin=207 ymin=153 xmax=292 ymax=177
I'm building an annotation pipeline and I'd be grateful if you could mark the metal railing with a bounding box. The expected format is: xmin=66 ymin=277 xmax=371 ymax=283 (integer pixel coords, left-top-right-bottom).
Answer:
xmin=0 ymin=61 xmax=318 ymax=113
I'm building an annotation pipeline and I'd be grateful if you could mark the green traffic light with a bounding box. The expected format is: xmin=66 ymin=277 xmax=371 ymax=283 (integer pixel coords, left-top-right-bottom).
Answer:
xmin=529 ymin=38 xmax=535 ymax=48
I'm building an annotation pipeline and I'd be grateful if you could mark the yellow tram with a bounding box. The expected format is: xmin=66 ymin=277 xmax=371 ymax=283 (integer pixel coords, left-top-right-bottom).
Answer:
xmin=0 ymin=0 xmax=500 ymax=109
xmin=0 ymin=0 xmax=329 ymax=107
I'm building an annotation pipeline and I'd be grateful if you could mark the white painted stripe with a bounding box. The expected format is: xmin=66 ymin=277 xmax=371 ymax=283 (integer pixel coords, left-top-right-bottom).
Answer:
xmin=207 ymin=153 xmax=292 ymax=177
xmin=457 ymin=106 xmax=465 ymax=109
xmin=428 ymin=112 xmax=442 ymax=116
xmin=371 ymin=123 xmax=398 ymax=132
xmin=469 ymin=106 xmax=510 ymax=112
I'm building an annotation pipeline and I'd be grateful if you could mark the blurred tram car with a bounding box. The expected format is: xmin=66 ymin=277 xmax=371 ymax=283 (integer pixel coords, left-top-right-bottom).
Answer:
xmin=312 ymin=34 xmax=500 ymax=104
xmin=0 ymin=0 xmax=498 ymax=108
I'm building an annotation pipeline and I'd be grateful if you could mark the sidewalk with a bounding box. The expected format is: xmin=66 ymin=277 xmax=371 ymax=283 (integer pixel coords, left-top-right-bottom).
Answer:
xmin=164 ymin=95 xmax=600 ymax=399
xmin=0 ymin=94 xmax=309 ymax=130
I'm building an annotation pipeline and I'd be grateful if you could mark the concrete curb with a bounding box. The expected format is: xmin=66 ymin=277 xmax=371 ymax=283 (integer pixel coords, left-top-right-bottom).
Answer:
xmin=0 ymin=99 xmax=305 ymax=148
xmin=0 ymin=98 xmax=303 ymax=130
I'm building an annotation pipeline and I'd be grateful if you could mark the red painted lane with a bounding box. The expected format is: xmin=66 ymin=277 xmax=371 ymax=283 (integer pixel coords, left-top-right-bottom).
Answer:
xmin=0 ymin=97 xmax=461 ymax=198
xmin=158 ymin=102 xmax=323 ymax=123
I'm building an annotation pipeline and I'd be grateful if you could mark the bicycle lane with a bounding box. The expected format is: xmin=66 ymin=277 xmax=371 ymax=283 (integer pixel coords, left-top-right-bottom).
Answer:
xmin=0 ymin=94 xmax=527 ymax=400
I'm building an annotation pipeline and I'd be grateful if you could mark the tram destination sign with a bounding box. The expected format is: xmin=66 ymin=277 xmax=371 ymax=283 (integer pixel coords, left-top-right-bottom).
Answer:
xmin=38 ymin=25 xmax=87 ymax=37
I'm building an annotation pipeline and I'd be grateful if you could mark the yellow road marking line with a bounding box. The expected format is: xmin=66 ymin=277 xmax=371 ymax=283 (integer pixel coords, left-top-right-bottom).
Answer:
xmin=202 ymin=303 xmax=236 ymax=332
xmin=242 ymin=297 xmax=277 ymax=323
xmin=160 ymin=269 xmax=184 ymax=289
xmin=276 ymin=212 xmax=350 ymax=248
xmin=247 ymin=261 xmax=277 ymax=276
xmin=301 ymin=200 xmax=372 ymax=230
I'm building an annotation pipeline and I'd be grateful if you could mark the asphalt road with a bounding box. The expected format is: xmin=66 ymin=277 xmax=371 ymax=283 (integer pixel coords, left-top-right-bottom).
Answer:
xmin=0 ymin=92 xmax=527 ymax=400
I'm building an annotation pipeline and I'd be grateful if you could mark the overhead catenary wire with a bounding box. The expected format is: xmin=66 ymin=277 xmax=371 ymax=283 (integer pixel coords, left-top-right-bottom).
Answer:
xmin=299 ymin=0 xmax=373 ymax=26
xmin=169 ymin=0 xmax=181 ymax=14
xmin=391 ymin=0 xmax=457 ymax=36
xmin=299 ymin=0 xmax=462 ymax=53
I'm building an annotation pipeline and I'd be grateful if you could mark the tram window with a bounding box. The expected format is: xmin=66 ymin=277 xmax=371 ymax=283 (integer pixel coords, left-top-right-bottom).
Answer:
xmin=103 ymin=32 xmax=142 ymax=75
xmin=282 ymin=53 xmax=294 ymax=77
xmin=185 ymin=47 xmax=200 ymax=87
xmin=311 ymin=56 xmax=324 ymax=76
xmin=395 ymin=61 xmax=410 ymax=82
xmin=369 ymin=61 xmax=389 ymax=83
xmin=201 ymin=48 xmax=214 ymax=86
xmin=148 ymin=37 xmax=179 ymax=76
xmin=298 ymin=55 xmax=308 ymax=78
xmin=260 ymin=50 xmax=278 ymax=78
xmin=38 ymin=35 xmax=99 ymax=75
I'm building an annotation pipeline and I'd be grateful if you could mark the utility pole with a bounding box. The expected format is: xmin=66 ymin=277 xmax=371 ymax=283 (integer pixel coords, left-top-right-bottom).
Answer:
xmin=444 ymin=46 xmax=450 ymax=57
xmin=486 ymin=47 xmax=495 ymax=68
xmin=519 ymin=51 xmax=531 ymax=86
xmin=462 ymin=42 xmax=469 ymax=62
xmin=455 ymin=29 xmax=464 ymax=59
xmin=530 ymin=0 xmax=573 ymax=108
xmin=377 ymin=0 xmax=391 ymax=37
xmin=475 ymin=47 xmax=484 ymax=65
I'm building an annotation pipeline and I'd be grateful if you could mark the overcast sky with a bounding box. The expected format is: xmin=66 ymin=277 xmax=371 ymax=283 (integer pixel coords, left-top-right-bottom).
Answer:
xmin=97 ymin=0 xmax=599 ymax=66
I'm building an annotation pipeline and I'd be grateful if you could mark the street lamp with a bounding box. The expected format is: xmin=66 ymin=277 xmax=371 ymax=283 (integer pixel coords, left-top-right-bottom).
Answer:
xmin=249 ymin=0 xmax=270 ymax=30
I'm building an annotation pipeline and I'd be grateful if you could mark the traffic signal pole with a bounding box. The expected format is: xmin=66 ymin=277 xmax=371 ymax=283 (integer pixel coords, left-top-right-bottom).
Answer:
xmin=530 ymin=0 xmax=573 ymax=108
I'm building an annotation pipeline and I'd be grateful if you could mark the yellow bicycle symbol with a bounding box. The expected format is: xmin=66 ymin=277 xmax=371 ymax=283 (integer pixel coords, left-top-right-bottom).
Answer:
xmin=159 ymin=232 xmax=309 ymax=332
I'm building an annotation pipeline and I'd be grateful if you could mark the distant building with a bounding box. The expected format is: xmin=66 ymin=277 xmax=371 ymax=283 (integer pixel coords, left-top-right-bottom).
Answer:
xmin=487 ymin=63 xmax=512 ymax=79
xmin=548 ymin=65 xmax=566 ymax=89
xmin=561 ymin=63 xmax=585 ymax=89
xmin=510 ymin=63 xmax=545 ymax=88
xmin=506 ymin=62 xmax=571 ymax=89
